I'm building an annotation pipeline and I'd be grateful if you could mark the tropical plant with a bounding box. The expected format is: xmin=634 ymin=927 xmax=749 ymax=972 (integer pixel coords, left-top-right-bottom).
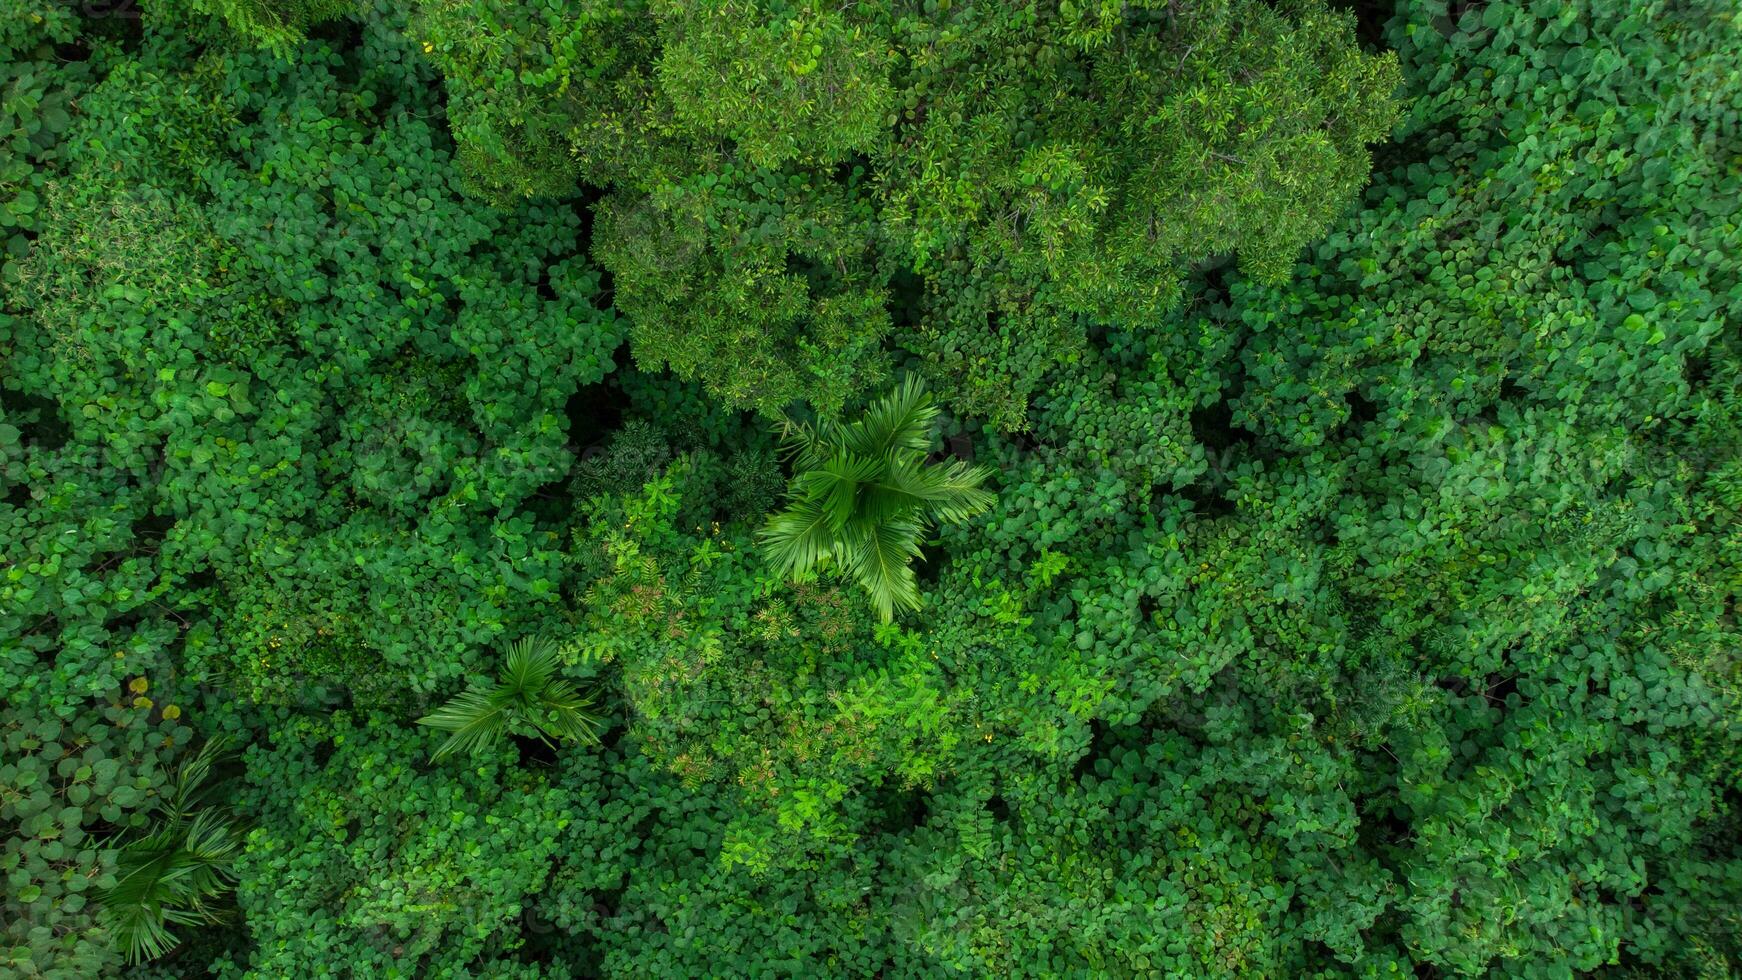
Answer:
xmin=99 ymin=737 xmax=243 ymax=965
xmin=760 ymin=376 xmax=995 ymax=621
xmin=416 ymin=635 xmax=604 ymax=761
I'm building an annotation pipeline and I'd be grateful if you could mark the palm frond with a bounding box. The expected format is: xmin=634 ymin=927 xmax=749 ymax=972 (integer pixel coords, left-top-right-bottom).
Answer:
xmin=922 ymin=459 xmax=997 ymax=524
xmin=180 ymin=810 xmax=244 ymax=869
xmin=532 ymin=679 xmax=605 ymax=745
xmin=761 ymin=377 xmax=995 ymax=619
xmin=776 ymin=415 xmax=838 ymax=473
xmin=843 ymin=374 xmax=936 ymax=457
xmin=501 ymin=634 xmax=561 ymax=693
xmin=165 ymin=736 xmax=230 ymax=818
xmin=793 ymin=450 xmax=880 ymax=527
xmin=100 ymin=739 xmax=241 ymax=965
xmin=840 ymin=514 xmax=926 ymax=622
xmin=417 ymin=687 xmax=512 ymax=760
xmin=420 ymin=634 xmax=606 ymax=760
xmin=859 ymin=454 xmax=994 ymax=525
xmin=759 ymin=495 xmax=842 ymax=577
xmin=104 ymin=894 xmax=180 ymax=965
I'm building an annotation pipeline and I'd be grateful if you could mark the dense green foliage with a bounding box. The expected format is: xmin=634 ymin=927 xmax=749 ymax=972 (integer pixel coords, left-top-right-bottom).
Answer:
xmin=412 ymin=0 xmax=1402 ymax=423
xmin=1 ymin=0 xmax=1737 ymax=976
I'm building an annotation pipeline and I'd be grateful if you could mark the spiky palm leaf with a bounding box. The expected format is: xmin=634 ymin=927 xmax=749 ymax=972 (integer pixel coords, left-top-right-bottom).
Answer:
xmin=760 ymin=377 xmax=994 ymax=621
xmin=840 ymin=513 xmax=927 ymax=622
xmin=417 ymin=635 xmax=604 ymax=760
xmin=843 ymin=373 xmax=937 ymax=456
xmin=100 ymin=738 xmax=241 ymax=965
xmin=760 ymin=495 xmax=841 ymax=579
xmin=863 ymin=452 xmax=997 ymax=526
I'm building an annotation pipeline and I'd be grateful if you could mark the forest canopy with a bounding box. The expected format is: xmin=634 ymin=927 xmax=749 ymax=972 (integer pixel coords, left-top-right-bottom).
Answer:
xmin=2 ymin=0 xmax=1739 ymax=976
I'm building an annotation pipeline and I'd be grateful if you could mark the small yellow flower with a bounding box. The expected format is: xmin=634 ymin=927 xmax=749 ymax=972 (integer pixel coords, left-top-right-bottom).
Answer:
xmin=422 ymin=41 xmax=434 ymax=53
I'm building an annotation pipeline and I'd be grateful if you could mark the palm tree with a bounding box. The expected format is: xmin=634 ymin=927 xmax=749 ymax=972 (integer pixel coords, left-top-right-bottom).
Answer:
xmin=100 ymin=737 xmax=242 ymax=965
xmin=416 ymin=635 xmax=603 ymax=760
xmin=759 ymin=376 xmax=995 ymax=621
